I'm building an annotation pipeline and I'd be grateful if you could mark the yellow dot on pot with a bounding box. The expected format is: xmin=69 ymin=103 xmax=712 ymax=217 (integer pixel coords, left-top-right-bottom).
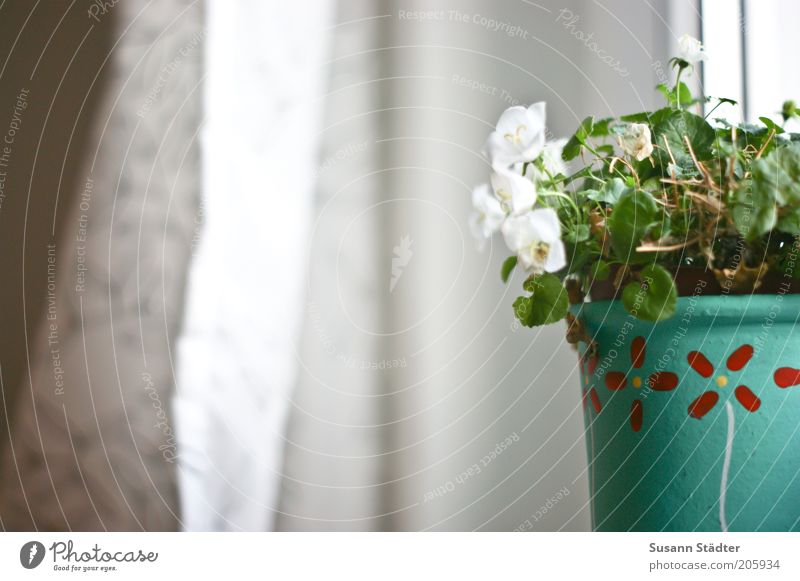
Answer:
xmin=716 ymin=375 xmax=728 ymax=388
xmin=632 ymin=376 xmax=642 ymax=388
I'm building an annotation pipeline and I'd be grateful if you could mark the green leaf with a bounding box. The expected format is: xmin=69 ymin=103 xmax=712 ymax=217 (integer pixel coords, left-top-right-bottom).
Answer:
xmin=732 ymin=200 xmax=777 ymax=239
xmin=647 ymin=211 xmax=671 ymax=240
xmin=759 ymin=116 xmax=785 ymax=135
xmin=734 ymin=144 xmax=800 ymax=239
xmin=651 ymin=110 xmax=716 ymax=167
xmin=754 ymin=143 xmax=800 ymax=205
xmin=562 ymin=116 xmax=594 ymax=161
xmin=501 ymin=256 xmax=518 ymax=283
xmin=513 ymin=273 xmax=569 ymax=326
xmin=590 ymin=117 xmax=613 ymax=137
xmin=620 ymin=108 xmax=671 ymax=126
xmin=657 ymin=82 xmax=692 ymax=107
xmin=563 ymin=224 xmax=590 ymax=244
xmin=620 ymin=111 xmax=651 ymax=123
xmin=782 ymin=100 xmax=798 ymax=122
xmin=585 ymin=178 xmax=630 ymax=204
xmin=590 ymin=260 xmax=610 ymax=281
xmin=607 ymin=188 xmax=658 ymax=261
xmin=777 ymin=208 xmax=800 ymax=235
xmin=670 ymin=57 xmax=690 ymax=70
xmin=622 ymin=264 xmax=677 ymax=321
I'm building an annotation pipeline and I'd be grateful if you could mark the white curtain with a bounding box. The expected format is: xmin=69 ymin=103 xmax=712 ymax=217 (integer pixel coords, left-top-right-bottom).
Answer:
xmin=174 ymin=0 xmax=334 ymax=530
xmin=276 ymin=0 xmax=698 ymax=531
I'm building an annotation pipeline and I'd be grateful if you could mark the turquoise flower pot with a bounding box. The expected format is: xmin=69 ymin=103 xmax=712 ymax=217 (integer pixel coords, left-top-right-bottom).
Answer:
xmin=575 ymin=294 xmax=800 ymax=531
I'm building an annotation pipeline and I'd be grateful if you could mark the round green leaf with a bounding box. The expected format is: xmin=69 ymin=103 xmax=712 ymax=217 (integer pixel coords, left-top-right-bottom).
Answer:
xmin=590 ymin=260 xmax=610 ymax=281
xmin=514 ymin=273 xmax=569 ymax=326
xmin=607 ymin=189 xmax=657 ymax=261
xmin=652 ymin=110 xmax=716 ymax=166
xmin=622 ymin=264 xmax=677 ymax=322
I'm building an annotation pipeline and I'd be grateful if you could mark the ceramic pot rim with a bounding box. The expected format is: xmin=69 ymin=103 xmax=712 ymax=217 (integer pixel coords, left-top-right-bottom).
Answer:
xmin=579 ymin=293 xmax=800 ymax=325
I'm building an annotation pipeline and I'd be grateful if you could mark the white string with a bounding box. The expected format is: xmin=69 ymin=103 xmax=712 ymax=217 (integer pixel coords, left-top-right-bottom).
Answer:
xmin=720 ymin=401 xmax=735 ymax=532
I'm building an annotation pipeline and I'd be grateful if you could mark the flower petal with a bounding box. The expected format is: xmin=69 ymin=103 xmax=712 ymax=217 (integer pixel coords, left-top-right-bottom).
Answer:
xmin=630 ymin=399 xmax=643 ymax=432
xmin=526 ymin=102 xmax=546 ymax=128
xmin=605 ymin=371 xmax=627 ymax=391
xmin=544 ymin=239 xmax=567 ymax=273
xmin=469 ymin=184 xmax=504 ymax=244
xmin=688 ymin=391 xmax=719 ymax=419
xmin=631 ymin=336 xmax=646 ymax=369
xmin=490 ymin=103 xmax=546 ymax=165
xmin=500 ymin=215 xmax=533 ymax=253
xmin=495 ymin=105 xmax=529 ymax=134
xmin=528 ymin=207 xmax=562 ymax=243
xmin=727 ymin=344 xmax=754 ymax=371
xmin=539 ymin=138 xmax=567 ymax=178
xmin=483 ymin=132 xmax=518 ymax=171
xmin=677 ymin=33 xmax=707 ymax=65
xmin=490 ymin=168 xmax=536 ymax=216
xmin=687 ymin=351 xmax=714 ymax=378
xmin=734 ymin=385 xmax=760 ymax=412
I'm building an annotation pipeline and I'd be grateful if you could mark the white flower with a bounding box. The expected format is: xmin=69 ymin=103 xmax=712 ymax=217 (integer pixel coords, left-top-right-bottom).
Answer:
xmin=483 ymin=102 xmax=547 ymax=170
xmin=619 ymin=123 xmax=654 ymax=161
xmin=501 ymin=208 xmax=567 ymax=274
xmin=677 ymin=33 xmax=707 ymax=66
xmin=490 ymin=168 xmax=536 ymax=216
xmin=537 ymin=138 xmax=568 ymax=179
xmin=469 ymin=184 xmax=505 ymax=249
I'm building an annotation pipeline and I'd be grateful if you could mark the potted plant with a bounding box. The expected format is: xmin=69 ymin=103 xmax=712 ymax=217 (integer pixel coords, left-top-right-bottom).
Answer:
xmin=470 ymin=34 xmax=800 ymax=531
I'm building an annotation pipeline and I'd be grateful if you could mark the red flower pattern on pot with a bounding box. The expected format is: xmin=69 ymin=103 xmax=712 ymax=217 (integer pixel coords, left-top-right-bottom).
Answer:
xmin=686 ymin=344 xmax=761 ymax=419
xmin=604 ymin=336 xmax=679 ymax=432
xmin=581 ymin=351 xmax=602 ymax=415
xmin=774 ymin=366 xmax=800 ymax=389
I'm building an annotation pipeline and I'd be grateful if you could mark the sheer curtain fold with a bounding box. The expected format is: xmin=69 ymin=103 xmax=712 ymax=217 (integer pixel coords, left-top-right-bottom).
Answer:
xmin=174 ymin=0 xmax=334 ymax=531
xmin=278 ymin=0 xmax=687 ymax=531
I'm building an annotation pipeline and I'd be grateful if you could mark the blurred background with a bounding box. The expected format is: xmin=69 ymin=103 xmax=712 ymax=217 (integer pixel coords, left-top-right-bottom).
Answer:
xmin=0 ymin=0 xmax=796 ymax=531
